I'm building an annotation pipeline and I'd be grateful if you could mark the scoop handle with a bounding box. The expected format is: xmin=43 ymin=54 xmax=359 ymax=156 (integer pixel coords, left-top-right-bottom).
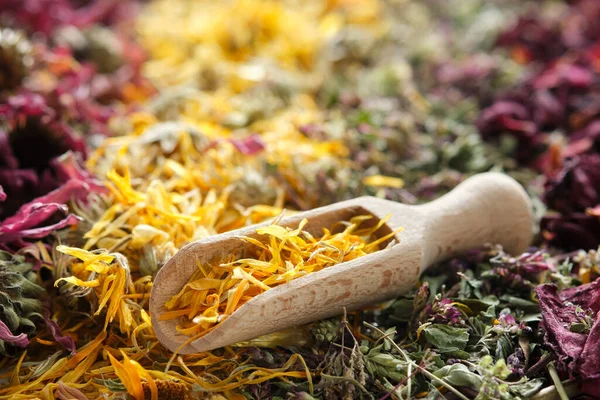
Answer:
xmin=416 ymin=172 xmax=533 ymax=269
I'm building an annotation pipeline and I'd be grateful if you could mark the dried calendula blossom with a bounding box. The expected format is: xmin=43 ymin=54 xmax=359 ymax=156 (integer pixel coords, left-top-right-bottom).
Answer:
xmin=162 ymin=214 xmax=401 ymax=337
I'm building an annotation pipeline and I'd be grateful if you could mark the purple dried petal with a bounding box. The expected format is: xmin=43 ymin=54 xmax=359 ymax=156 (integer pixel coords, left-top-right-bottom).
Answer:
xmin=0 ymin=168 xmax=40 ymax=218
xmin=537 ymin=284 xmax=588 ymax=374
xmin=499 ymin=310 xmax=517 ymax=326
xmin=0 ymin=319 xmax=29 ymax=348
xmin=0 ymin=204 xmax=81 ymax=242
xmin=537 ymin=279 xmax=600 ymax=378
xmin=0 ymin=178 xmax=92 ymax=245
xmin=230 ymin=134 xmax=266 ymax=155
xmin=581 ymin=376 xmax=600 ymax=398
xmin=0 ymin=93 xmax=54 ymax=120
xmin=496 ymin=15 xmax=564 ymax=63
xmin=507 ymin=348 xmax=526 ymax=377
xmin=571 ymin=120 xmax=600 ymax=145
xmin=541 ymin=213 xmax=600 ymax=250
xmin=44 ymin=314 xmax=75 ymax=353
xmin=3 ymin=211 xmax=81 ymax=241
xmin=533 ymin=64 xmax=593 ymax=90
xmin=544 ymin=154 xmax=600 ymax=214
xmin=516 ymin=251 xmax=554 ymax=275
xmin=1 ymin=202 xmax=67 ymax=232
xmin=476 ymin=101 xmax=541 ymax=164
xmin=2 ymin=178 xmax=93 ymax=229
xmin=533 ymin=91 xmax=564 ymax=128
xmin=51 ymin=153 xmax=108 ymax=194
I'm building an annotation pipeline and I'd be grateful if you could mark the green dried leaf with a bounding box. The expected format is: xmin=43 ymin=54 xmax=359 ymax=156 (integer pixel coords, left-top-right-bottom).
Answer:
xmin=508 ymin=378 xmax=546 ymax=397
xmin=433 ymin=363 xmax=482 ymax=389
xmin=384 ymin=298 xmax=414 ymax=322
xmin=422 ymin=324 xmax=469 ymax=351
xmin=498 ymin=295 xmax=539 ymax=312
xmin=455 ymin=296 xmax=500 ymax=315
xmin=495 ymin=334 xmax=514 ymax=361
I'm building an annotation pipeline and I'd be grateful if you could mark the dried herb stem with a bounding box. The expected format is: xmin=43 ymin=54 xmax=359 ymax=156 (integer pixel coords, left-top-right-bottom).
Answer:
xmin=320 ymin=373 xmax=372 ymax=397
xmin=546 ymin=362 xmax=569 ymax=400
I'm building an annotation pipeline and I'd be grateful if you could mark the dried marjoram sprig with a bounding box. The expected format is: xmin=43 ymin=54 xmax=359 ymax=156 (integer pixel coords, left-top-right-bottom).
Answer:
xmin=162 ymin=215 xmax=400 ymax=338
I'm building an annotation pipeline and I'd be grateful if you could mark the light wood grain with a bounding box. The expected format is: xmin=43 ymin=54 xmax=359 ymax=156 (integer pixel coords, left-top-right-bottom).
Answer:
xmin=150 ymin=172 xmax=533 ymax=354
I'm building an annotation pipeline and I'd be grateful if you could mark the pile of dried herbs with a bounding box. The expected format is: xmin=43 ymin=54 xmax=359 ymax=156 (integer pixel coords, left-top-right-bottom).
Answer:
xmin=162 ymin=215 xmax=399 ymax=339
xmin=1 ymin=0 xmax=600 ymax=399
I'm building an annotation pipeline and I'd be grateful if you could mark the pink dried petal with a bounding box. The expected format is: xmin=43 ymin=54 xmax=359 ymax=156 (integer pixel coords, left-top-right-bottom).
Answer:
xmin=537 ymin=279 xmax=600 ymax=378
xmin=1 ymin=202 xmax=67 ymax=231
xmin=0 ymin=186 xmax=5 ymax=202
xmin=0 ymin=93 xmax=54 ymax=121
xmin=0 ymin=319 xmax=29 ymax=348
xmin=0 ymin=202 xmax=81 ymax=243
xmin=581 ymin=376 xmax=600 ymax=398
xmin=230 ymin=134 xmax=266 ymax=155
xmin=2 ymin=178 xmax=92 ymax=230
xmin=11 ymin=214 xmax=80 ymax=241
xmin=44 ymin=314 xmax=75 ymax=353
xmin=534 ymin=64 xmax=593 ymax=90
xmin=51 ymin=153 xmax=108 ymax=194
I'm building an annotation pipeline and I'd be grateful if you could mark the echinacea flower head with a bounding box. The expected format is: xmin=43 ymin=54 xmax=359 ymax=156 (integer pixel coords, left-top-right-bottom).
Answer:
xmin=0 ymin=92 xmax=87 ymax=219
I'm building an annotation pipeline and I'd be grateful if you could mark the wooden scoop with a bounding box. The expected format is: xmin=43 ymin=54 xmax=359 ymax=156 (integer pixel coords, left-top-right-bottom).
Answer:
xmin=150 ymin=172 xmax=533 ymax=354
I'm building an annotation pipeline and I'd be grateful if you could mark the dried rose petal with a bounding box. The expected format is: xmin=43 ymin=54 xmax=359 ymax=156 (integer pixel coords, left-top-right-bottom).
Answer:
xmin=537 ymin=279 xmax=600 ymax=378
xmin=44 ymin=314 xmax=75 ymax=353
xmin=476 ymin=99 xmax=547 ymax=164
xmin=0 ymin=179 xmax=92 ymax=246
xmin=0 ymin=203 xmax=81 ymax=243
xmin=544 ymin=154 xmax=600 ymax=214
xmin=541 ymin=213 xmax=600 ymax=250
xmin=229 ymin=135 xmax=266 ymax=155
xmin=533 ymin=63 xmax=593 ymax=91
xmin=0 ymin=92 xmax=53 ymax=120
xmin=496 ymin=15 xmax=564 ymax=63
xmin=0 ymin=319 xmax=29 ymax=348
xmin=50 ymin=152 xmax=108 ymax=195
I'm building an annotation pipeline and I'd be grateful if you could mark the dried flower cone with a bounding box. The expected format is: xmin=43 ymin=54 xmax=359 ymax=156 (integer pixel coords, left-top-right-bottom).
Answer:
xmin=0 ymin=251 xmax=44 ymax=356
xmin=0 ymin=28 xmax=32 ymax=92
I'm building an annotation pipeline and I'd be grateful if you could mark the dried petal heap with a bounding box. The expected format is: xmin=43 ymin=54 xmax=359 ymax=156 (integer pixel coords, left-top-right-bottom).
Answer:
xmin=163 ymin=215 xmax=400 ymax=338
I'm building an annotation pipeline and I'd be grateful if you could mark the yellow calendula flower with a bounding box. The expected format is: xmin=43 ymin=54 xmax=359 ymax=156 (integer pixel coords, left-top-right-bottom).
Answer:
xmin=55 ymin=246 xmax=134 ymax=333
